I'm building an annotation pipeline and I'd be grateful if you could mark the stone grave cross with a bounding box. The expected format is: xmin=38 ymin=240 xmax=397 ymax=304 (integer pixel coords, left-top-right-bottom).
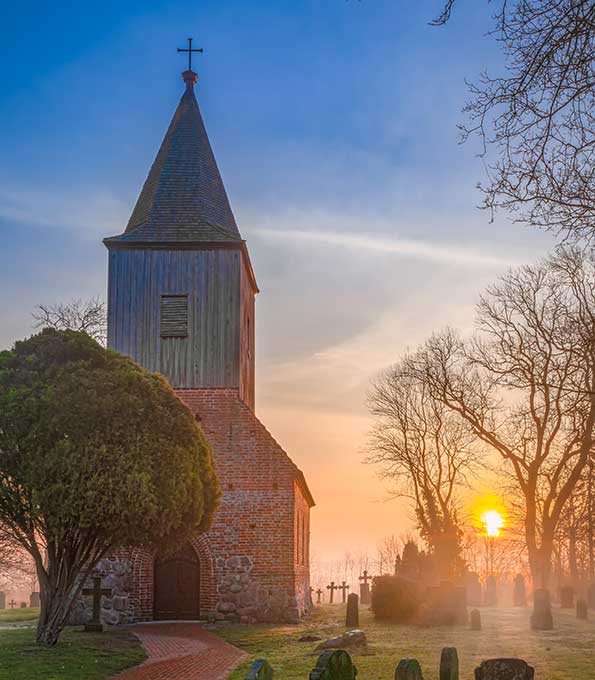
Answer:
xmin=338 ymin=581 xmax=350 ymax=603
xmin=316 ymin=588 xmax=323 ymax=604
xmin=83 ymin=577 xmax=112 ymax=633
xmin=327 ymin=581 xmax=338 ymax=604
xmin=8 ymin=599 xmax=16 ymax=609
xmin=359 ymin=570 xmax=372 ymax=586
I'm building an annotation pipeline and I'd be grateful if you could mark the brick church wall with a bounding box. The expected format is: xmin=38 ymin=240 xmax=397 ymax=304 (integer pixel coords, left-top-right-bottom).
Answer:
xmin=76 ymin=388 xmax=313 ymax=626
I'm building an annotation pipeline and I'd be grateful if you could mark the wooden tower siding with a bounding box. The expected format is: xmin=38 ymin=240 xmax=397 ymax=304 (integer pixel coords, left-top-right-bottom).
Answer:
xmin=107 ymin=246 xmax=254 ymax=406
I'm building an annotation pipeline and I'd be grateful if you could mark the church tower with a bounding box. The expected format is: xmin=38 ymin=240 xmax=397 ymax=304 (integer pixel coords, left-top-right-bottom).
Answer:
xmin=105 ymin=68 xmax=256 ymax=409
xmin=98 ymin=61 xmax=314 ymax=626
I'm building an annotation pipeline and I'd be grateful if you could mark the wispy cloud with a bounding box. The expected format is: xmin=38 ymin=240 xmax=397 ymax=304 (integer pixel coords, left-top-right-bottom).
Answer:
xmin=251 ymin=227 xmax=522 ymax=268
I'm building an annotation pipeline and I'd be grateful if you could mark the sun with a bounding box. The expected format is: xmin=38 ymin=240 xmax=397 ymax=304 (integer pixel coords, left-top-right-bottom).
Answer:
xmin=481 ymin=509 xmax=505 ymax=538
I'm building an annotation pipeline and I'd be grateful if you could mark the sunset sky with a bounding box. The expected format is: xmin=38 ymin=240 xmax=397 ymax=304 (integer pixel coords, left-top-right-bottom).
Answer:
xmin=0 ymin=0 xmax=555 ymax=562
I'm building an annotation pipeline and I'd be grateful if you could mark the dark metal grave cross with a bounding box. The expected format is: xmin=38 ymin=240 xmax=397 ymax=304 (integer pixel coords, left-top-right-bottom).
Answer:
xmin=8 ymin=599 xmax=16 ymax=609
xmin=359 ymin=570 xmax=372 ymax=586
xmin=327 ymin=581 xmax=338 ymax=604
xmin=316 ymin=588 xmax=323 ymax=604
xmin=83 ymin=577 xmax=111 ymax=632
xmin=338 ymin=581 xmax=350 ymax=603
xmin=177 ymin=37 xmax=203 ymax=71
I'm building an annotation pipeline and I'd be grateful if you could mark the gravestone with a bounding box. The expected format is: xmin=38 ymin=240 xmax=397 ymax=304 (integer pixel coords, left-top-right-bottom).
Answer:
xmin=0 ymin=592 xmax=5 ymax=609
xmin=440 ymin=647 xmax=459 ymax=680
xmin=530 ymin=588 xmax=553 ymax=630
xmin=560 ymin=585 xmax=574 ymax=608
xmin=422 ymin=581 xmax=467 ymax=625
xmin=577 ymin=598 xmax=588 ymax=620
xmin=470 ymin=608 xmax=481 ymax=631
xmin=345 ymin=593 xmax=359 ymax=628
xmin=30 ymin=592 xmax=40 ymax=608
xmin=338 ymin=581 xmax=350 ymax=604
xmin=83 ymin=576 xmax=112 ymax=632
xmin=327 ymin=581 xmax=338 ymax=604
xmin=588 ymin=582 xmax=595 ymax=609
xmin=485 ymin=575 xmax=498 ymax=606
xmin=8 ymin=599 xmax=16 ymax=609
xmin=395 ymin=658 xmax=424 ymax=680
xmin=310 ymin=649 xmax=357 ymax=680
xmin=20 ymin=602 xmax=26 ymax=608
xmin=474 ymin=658 xmax=534 ymax=680
xmin=316 ymin=588 xmax=323 ymax=604
xmin=359 ymin=570 xmax=372 ymax=605
xmin=245 ymin=658 xmax=274 ymax=680
xmin=316 ymin=629 xmax=366 ymax=650
xmin=513 ymin=575 xmax=526 ymax=607
xmin=465 ymin=572 xmax=482 ymax=607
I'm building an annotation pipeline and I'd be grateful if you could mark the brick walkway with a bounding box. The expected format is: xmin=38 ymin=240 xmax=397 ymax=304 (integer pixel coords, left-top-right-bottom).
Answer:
xmin=111 ymin=623 xmax=249 ymax=680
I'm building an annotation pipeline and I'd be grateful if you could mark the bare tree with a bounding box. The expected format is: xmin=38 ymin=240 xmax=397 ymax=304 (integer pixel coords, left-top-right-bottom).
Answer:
xmin=32 ymin=298 xmax=107 ymax=344
xmin=368 ymin=369 xmax=477 ymax=579
xmin=434 ymin=0 xmax=595 ymax=242
xmin=409 ymin=249 xmax=595 ymax=588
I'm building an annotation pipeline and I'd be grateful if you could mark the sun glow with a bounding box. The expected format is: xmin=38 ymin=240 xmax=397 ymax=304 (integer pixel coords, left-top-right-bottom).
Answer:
xmin=481 ymin=509 xmax=505 ymax=538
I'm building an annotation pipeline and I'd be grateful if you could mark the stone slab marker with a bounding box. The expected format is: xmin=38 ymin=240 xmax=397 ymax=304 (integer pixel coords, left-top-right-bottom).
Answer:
xmin=530 ymin=588 xmax=553 ymax=630
xmin=474 ymin=658 xmax=534 ymax=680
xmin=0 ymin=592 xmax=5 ymax=609
xmin=560 ymin=586 xmax=574 ymax=608
xmin=470 ymin=608 xmax=481 ymax=630
xmin=29 ymin=592 xmax=40 ymax=608
xmin=245 ymin=658 xmax=274 ymax=680
xmin=577 ymin=598 xmax=588 ymax=620
xmin=395 ymin=658 xmax=423 ymax=679
xmin=440 ymin=647 xmax=459 ymax=680
xmin=345 ymin=593 xmax=359 ymax=628
xmin=310 ymin=649 xmax=357 ymax=680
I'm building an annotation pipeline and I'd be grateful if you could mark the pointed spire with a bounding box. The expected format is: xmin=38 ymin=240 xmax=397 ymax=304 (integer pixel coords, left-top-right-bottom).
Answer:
xmin=106 ymin=70 xmax=242 ymax=245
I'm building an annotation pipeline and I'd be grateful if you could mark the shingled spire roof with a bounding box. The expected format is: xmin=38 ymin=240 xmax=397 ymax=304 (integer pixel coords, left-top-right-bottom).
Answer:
xmin=105 ymin=69 xmax=242 ymax=245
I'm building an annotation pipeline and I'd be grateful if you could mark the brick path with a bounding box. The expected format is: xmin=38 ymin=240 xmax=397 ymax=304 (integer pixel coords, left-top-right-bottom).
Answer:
xmin=111 ymin=623 xmax=249 ymax=680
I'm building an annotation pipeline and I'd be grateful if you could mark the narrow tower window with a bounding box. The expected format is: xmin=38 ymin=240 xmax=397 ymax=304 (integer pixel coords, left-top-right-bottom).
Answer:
xmin=160 ymin=295 xmax=189 ymax=338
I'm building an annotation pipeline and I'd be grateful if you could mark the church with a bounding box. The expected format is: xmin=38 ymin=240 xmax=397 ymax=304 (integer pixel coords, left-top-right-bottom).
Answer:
xmin=96 ymin=62 xmax=314 ymax=624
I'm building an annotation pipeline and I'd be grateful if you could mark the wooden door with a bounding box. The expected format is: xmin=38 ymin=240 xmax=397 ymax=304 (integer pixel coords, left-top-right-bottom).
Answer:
xmin=154 ymin=545 xmax=200 ymax=620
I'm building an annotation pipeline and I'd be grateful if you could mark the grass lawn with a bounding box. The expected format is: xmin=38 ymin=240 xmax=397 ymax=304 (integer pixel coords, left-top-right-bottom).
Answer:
xmin=0 ymin=624 xmax=145 ymax=680
xmin=217 ymin=603 xmax=595 ymax=680
xmin=0 ymin=607 xmax=39 ymax=624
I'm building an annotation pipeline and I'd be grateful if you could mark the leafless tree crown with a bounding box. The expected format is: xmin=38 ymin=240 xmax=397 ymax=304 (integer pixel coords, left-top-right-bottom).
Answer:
xmin=32 ymin=297 xmax=107 ymax=345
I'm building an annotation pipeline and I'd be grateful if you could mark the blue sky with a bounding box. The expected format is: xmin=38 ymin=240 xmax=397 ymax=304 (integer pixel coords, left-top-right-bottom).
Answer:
xmin=0 ymin=1 xmax=555 ymax=558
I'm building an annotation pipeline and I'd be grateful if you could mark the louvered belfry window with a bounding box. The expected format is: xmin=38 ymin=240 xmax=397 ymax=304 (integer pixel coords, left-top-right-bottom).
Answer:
xmin=160 ymin=295 xmax=189 ymax=338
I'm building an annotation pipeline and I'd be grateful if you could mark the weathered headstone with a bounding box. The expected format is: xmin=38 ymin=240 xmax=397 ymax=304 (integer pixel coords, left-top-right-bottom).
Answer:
xmin=359 ymin=570 xmax=372 ymax=605
xmin=310 ymin=649 xmax=357 ymax=680
xmin=513 ymin=575 xmax=526 ymax=607
xmin=440 ymin=647 xmax=459 ymax=680
xmin=530 ymin=588 xmax=553 ymax=630
xmin=345 ymin=593 xmax=359 ymax=628
xmin=0 ymin=592 xmax=5 ymax=609
xmin=560 ymin=585 xmax=574 ymax=609
xmin=316 ymin=629 xmax=366 ymax=650
xmin=470 ymin=608 xmax=481 ymax=631
xmin=83 ymin=576 xmax=112 ymax=632
xmin=395 ymin=658 xmax=424 ymax=680
xmin=245 ymin=658 xmax=274 ymax=680
xmin=485 ymin=575 xmax=498 ymax=606
xmin=465 ymin=572 xmax=482 ymax=607
xmin=20 ymin=602 xmax=26 ymax=608
xmin=588 ymin=582 xmax=595 ymax=609
xmin=474 ymin=658 xmax=534 ymax=680
xmin=30 ymin=592 xmax=40 ymax=608
xmin=316 ymin=588 xmax=323 ymax=604
xmin=338 ymin=581 xmax=350 ymax=604
xmin=327 ymin=581 xmax=338 ymax=604
xmin=577 ymin=598 xmax=588 ymax=620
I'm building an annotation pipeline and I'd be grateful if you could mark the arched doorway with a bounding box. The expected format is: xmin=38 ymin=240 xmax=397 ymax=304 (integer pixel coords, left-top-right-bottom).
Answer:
xmin=154 ymin=544 xmax=200 ymax=620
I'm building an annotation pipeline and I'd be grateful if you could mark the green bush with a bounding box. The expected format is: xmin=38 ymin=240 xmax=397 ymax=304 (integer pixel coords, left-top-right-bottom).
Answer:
xmin=370 ymin=575 xmax=421 ymax=622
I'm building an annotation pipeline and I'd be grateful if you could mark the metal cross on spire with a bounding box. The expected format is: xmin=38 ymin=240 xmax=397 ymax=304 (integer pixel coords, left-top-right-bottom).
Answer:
xmin=177 ymin=37 xmax=203 ymax=71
